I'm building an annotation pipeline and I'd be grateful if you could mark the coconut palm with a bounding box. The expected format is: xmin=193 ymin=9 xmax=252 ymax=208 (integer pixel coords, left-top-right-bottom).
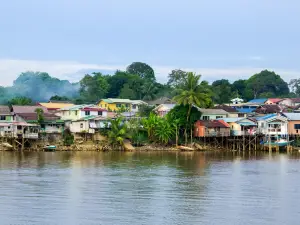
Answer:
xmin=142 ymin=113 xmax=159 ymax=141
xmin=154 ymin=118 xmax=174 ymax=145
xmin=173 ymin=72 xmax=211 ymax=144
xmin=107 ymin=117 xmax=131 ymax=150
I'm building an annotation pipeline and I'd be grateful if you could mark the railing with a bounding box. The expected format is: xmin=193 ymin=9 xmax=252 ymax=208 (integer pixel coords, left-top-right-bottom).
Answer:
xmin=231 ymin=130 xmax=256 ymax=136
xmin=204 ymin=131 xmax=230 ymax=137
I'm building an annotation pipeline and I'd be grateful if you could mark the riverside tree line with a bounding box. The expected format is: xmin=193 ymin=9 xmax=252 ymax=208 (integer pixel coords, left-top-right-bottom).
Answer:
xmin=1 ymin=62 xmax=300 ymax=106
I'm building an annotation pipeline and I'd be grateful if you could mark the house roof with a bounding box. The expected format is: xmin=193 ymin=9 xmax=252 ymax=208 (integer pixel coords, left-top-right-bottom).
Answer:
xmin=266 ymin=98 xmax=282 ymax=103
xmin=147 ymin=97 xmax=175 ymax=105
xmin=59 ymin=104 xmax=94 ymax=111
xmin=248 ymin=98 xmax=268 ymax=104
xmin=213 ymin=104 xmax=238 ymax=113
xmin=38 ymin=102 xmax=74 ymax=110
xmin=154 ymin=104 xmax=176 ymax=112
xmin=197 ymin=120 xmax=230 ymax=128
xmin=291 ymin=98 xmax=300 ymax=103
xmin=81 ymin=107 xmax=107 ymax=112
xmin=235 ymin=108 xmax=256 ymax=113
xmin=17 ymin=113 xmax=60 ymax=121
xmin=12 ymin=105 xmax=49 ymax=114
xmin=197 ymin=108 xmax=228 ymax=115
xmin=255 ymin=105 xmax=284 ymax=114
xmin=283 ymin=113 xmax=300 ymax=120
xmin=217 ymin=118 xmax=242 ymax=123
xmin=0 ymin=106 xmax=12 ymax=115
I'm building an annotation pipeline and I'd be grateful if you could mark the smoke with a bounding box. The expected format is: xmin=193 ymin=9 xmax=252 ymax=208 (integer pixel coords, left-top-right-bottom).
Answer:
xmin=0 ymin=71 xmax=80 ymax=103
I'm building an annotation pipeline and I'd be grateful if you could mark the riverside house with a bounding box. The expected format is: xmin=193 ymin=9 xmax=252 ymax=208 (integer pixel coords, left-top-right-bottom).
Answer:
xmin=56 ymin=105 xmax=107 ymax=121
xmin=213 ymin=104 xmax=246 ymax=118
xmin=194 ymin=120 xmax=230 ymax=137
xmin=12 ymin=105 xmax=64 ymax=134
xmin=98 ymin=98 xmax=147 ymax=112
xmin=154 ymin=104 xmax=176 ymax=117
xmin=37 ymin=102 xmax=74 ymax=113
xmin=217 ymin=117 xmax=257 ymax=136
xmin=283 ymin=113 xmax=300 ymax=135
xmin=197 ymin=108 xmax=228 ymax=120
xmin=256 ymin=114 xmax=288 ymax=136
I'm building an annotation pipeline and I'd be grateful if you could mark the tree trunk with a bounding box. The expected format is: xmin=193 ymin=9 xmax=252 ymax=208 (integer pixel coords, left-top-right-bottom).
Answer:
xmin=190 ymin=126 xmax=193 ymax=145
xmin=185 ymin=104 xmax=192 ymax=145
xmin=175 ymin=126 xmax=178 ymax=147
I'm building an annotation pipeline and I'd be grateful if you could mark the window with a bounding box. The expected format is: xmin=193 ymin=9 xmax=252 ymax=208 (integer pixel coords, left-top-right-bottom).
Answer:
xmin=75 ymin=111 xmax=78 ymax=116
xmin=98 ymin=111 xmax=103 ymax=116
xmin=85 ymin=111 xmax=90 ymax=116
xmin=0 ymin=116 xmax=5 ymax=120
xmin=261 ymin=123 xmax=264 ymax=128
xmin=238 ymin=113 xmax=244 ymax=117
xmin=132 ymin=104 xmax=137 ymax=109
xmin=100 ymin=104 xmax=102 ymax=107
xmin=105 ymin=104 xmax=107 ymax=107
xmin=116 ymin=104 xmax=121 ymax=108
xmin=69 ymin=111 xmax=71 ymax=116
xmin=216 ymin=116 xmax=223 ymax=119
xmin=294 ymin=124 xmax=300 ymax=129
xmin=126 ymin=104 xmax=130 ymax=108
xmin=203 ymin=116 xmax=210 ymax=120
xmin=80 ymin=123 xmax=83 ymax=128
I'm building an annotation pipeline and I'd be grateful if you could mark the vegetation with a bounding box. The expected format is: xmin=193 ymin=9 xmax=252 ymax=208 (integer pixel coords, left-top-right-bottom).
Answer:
xmin=8 ymin=96 xmax=33 ymax=105
xmin=62 ymin=128 xmax=74 ymax=146
xmin=35 ymin=108 xmax=44 ymax=125
xmin=107 ymin=117 xmax=131 ymax=149
xmin=50 ymin=95 xmax=71 ymax=101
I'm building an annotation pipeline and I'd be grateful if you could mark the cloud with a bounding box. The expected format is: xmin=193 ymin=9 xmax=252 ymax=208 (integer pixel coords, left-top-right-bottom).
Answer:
xmin=0 ymin=58 xmax=298 ymax=86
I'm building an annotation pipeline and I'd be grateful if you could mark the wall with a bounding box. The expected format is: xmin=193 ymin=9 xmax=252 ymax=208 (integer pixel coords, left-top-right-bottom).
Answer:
xmin=98 ymin=101 xmax=132 ymax=112
xmin=70 ymin=121 xmax=94 ymax=133
xmin=227 ymin=113 xmax=240 ymax=118
xmin=80 ymin=110 xmax=107 ymax=118
xmin=288 ymin=121 xmax=300 ymax=135
xmin=58 ymin=110 xmax=80 ymax=121
xmin=43 ymin=124 xmax=64 ymax=133
xmin=279 ymin=99 xmax=294 ymax=107
xmin=200 ymin=114 xmax=227 ymax=120
xmin=0 ymin=115 xmax=13 ymax=122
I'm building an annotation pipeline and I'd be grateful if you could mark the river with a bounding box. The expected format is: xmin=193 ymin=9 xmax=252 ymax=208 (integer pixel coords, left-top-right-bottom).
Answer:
xmin=0 ymin=151 xmax=299 ymax=225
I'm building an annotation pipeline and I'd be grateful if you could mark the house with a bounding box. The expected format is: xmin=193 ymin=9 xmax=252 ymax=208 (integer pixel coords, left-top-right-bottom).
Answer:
xmin=218 ymin=118 xmax=257 ymax=136
xmin=147 ymin=97 xmax=175 ymax=106
xmin=197 ymin=108 xmax=228 ymax=120
xmin=194 ymin=120 xmax=230 ymax=137
xmin=283 ymin=113 xmax=300 ymax=135
xmin=213 ymin=104 xmax=246 ymax=118
xmin=255 ymin=104 xmax=285 ymax=115
xmin=154 ymin=104 xmax=176 ymax=117
xmin=56 ymin=105 xmax=107 ymax=121
xmin=278 ymin=98 xmax=294 ymax=107
xmin=264 ymin=98 xmax=282 ymax=105
xmin=0 ymin=106 xmax=14 ymax=122
xmin=256 ymin=114 xmax=288 ymax=136
xmin=37 ymin=102 xmax=74 ymax=113
xmin=12 ymin=105 xmax=64 ymax=134
xmin=98 ymin=98 xmax=147 ymax=112
xmin=230 ymin=97 xmax=244 ymax=105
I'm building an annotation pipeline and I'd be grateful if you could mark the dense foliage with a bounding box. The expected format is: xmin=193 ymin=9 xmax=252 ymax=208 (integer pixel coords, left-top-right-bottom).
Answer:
xmin=0 ymin=64 xmax=294 ymax=105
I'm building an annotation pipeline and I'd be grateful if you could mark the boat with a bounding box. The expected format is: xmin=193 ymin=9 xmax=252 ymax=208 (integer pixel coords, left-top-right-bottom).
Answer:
xmin=263 ymin=139 xmax=294 ymax=147
xmin=43 ymin=145 xmax=56 ymax=151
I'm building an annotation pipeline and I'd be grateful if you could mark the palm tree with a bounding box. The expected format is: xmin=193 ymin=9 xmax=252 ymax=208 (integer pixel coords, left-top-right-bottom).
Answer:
xmin=142 ymin=113 xmax=159 ymax=141
xmin=173 ymin=72 xmax=211 ymax=145
xmin=107 ymin=117 xmax=131 ymax=150
xmin=154 ymin=118 xmax=174 ymax=145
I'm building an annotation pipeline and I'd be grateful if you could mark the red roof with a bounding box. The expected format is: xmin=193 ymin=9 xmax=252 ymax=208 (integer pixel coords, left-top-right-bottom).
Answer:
xmin=196 ymin=120 xmax=230 ymax=128
xmin=267 ymin=98 xmax=282 ymax=103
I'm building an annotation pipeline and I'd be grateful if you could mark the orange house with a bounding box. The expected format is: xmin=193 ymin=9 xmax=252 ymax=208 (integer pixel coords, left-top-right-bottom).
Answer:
xmin=194 ymin=120 xmax=230 ymax=137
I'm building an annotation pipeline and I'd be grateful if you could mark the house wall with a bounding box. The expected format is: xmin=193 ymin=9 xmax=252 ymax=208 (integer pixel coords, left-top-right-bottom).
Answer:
xmin=194 ymin=125 xmax=205 ymax=137
xmin=279 ymin=99 xmax=294 ymax=107
xmin=227 ymin=113 xmax=240 ymax=118
xmin=200 ymin=114 xmax=227 ymax=120
xmin=42 ymin=124 xmax=64 ymax=133
xmin=80 ymin=110 xmax=107 ymax=118
xmin=287 ymin=121 xmax=300 ymax=135
xmin=257 ymin=120 xmax=288 ymax=135
xmin=98 ymin=101 xmax=132 ymax=112
xmin=0 ymin=115 xmax=13 ymax=122
xmin=70 ymin=121 xmax=94 ymax=133
xmin=58 ymin=110 xmax=81 ymax=121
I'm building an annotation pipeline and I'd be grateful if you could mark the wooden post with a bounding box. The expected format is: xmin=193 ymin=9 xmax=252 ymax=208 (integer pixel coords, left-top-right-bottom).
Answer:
xmin=268 ymin=135 xmax=271 ymax=153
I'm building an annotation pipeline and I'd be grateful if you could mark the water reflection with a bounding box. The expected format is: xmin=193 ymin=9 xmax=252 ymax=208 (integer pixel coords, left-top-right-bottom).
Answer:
xmin=0 ymin=151 xmax=300 ymax=224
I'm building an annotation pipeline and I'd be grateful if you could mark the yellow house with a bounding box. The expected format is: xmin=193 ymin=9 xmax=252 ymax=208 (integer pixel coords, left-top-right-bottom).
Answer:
xmin=98 ymin=98 xmax=146 ymax=112
xmin=37 ymin=102 xmax=74 ymax=112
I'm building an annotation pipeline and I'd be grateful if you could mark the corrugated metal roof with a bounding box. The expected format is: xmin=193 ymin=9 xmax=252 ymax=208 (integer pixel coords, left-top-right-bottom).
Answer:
xmin=12 ymin=105 xmax=49 ymax=114
xmin=248 ymin=98 xmax=268 ymax=103
xmin=197 ymin=108 xmax=228 ymax=115
xmin=236 ymin=108 xmax=256 ymax=113
xmin=256 ymin=114 xmax=277 ymax=121
xmin=283 ymin=113 xmax=300 ymax=120
xmin=0 ymin=105 xmax=12 ymax=115
xmin=38 ymin=102 xmax=74 ymax=109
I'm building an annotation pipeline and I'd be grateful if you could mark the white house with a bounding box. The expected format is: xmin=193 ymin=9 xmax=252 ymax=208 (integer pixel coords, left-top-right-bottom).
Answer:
xmin=231 ymin=97 xmax=244 ymax=105
xmin=56 ymin=105 xmax=107 ymax=121
xmin=256 ymin=114 xmax=288 ymax=136
xmin=198 ymin=108 xmax=228 ymax=120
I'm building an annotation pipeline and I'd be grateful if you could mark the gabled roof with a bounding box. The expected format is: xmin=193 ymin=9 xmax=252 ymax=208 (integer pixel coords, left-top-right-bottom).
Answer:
xmin=12 ymin=105 xmax=49 ymax=114
xmin=283 ymin=113 xmax=300 ymax=121
xmin=59 ymin=104 xmax=94 ymax=111
xmin=0 ymin=106 xmax=12 ymax=115
xmin=196 ymin=120 xmax=230 ymax=128
xmin=147 ymin=97 xmax=175 ymax=105
xmin=235 ymin=108 xmax=256 ymax=113
xmin=154 ymin=104 xmax=176 ymax=112
xmin=213 ymin=104 xmax=238 ymax=113
xmin=38 ymin=102 xmax=74 ymax=110
xmin=248 ymin=98 xmax=268 ymax=104
xmin=255 ymin=105 xmax=285 ymax=114
xmin=291 ymin=98 xmax=300 ymax=103
xmin=17 ymin=113 xmax=60 ymax=121
xmin=81 ymin=106 xmax=107 ymax=112
xmin=266 ymin=98 xmax=282 ymax=103
xmin=197 ymin=108 xmax=228 ymax=115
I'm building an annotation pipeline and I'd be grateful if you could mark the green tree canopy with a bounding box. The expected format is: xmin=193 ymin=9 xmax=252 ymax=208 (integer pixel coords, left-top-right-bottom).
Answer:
xmin=212 ymin=79 xmax=232 ymax=104
xmin=8 ymin=96 xmax=33 ymax=105
xmin=126 ymin=62 xmax=156 ymax=81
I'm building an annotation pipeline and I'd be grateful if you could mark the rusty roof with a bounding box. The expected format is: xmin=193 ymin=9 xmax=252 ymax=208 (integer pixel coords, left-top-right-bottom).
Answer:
xmin=0 ymin=105 xmax=12 ymax=115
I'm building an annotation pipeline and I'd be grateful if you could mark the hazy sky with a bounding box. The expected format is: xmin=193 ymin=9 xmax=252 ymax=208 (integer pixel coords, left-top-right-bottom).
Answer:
xmin=0 ymin=0 xmax=299 ymax=85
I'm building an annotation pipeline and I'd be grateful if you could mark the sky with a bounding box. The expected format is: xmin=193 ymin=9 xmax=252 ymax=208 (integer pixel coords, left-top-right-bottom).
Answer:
xmin=0 ymin=0 xmax=300 ymax=86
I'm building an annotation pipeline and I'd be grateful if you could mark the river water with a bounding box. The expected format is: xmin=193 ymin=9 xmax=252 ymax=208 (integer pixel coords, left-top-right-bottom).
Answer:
xmin=0 ymin=151 xmax=299 ymax=225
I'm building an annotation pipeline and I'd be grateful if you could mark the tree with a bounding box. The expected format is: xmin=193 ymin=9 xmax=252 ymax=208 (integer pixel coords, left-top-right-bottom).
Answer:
xmin=138 ymin=104 xmax=155 ymax=117
xmin=289 ymin=79 xmax=300 ymax=96
xmin=63 ymin=128 xmax=74 ymax=146
xmin=119 ymin=83 xmax=136 ymax=99
xmin=34 ymin=108 xmax=44 ymax=125
xmin=173 ymin=72 xmax=211 ymax=144
xmin=232 ymin=79 xmax=247 ymax=99
xmin=79 ymin=72 xmax=110 ymax=102
xmin=245 ymin=70 xmax=289 ymax=99
xmin=167 ymin=69 xmax=188 ymax=88
xmin=107 ymin=117 xmax=131 ymax=150
xmin=126 ymin=62 xmax=156 ymax=81
xmin=212 ymin=79 xmax=232 ymax=104
xmin=8 ymin=96 xmax=33 ymax=105
xmin=50 ymin=95 xmax=71 ymax=101
xmin=142 ymin=113 xmax=160 ymax=141
xmin=154 ymin=118 xmax=174 ymax=145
